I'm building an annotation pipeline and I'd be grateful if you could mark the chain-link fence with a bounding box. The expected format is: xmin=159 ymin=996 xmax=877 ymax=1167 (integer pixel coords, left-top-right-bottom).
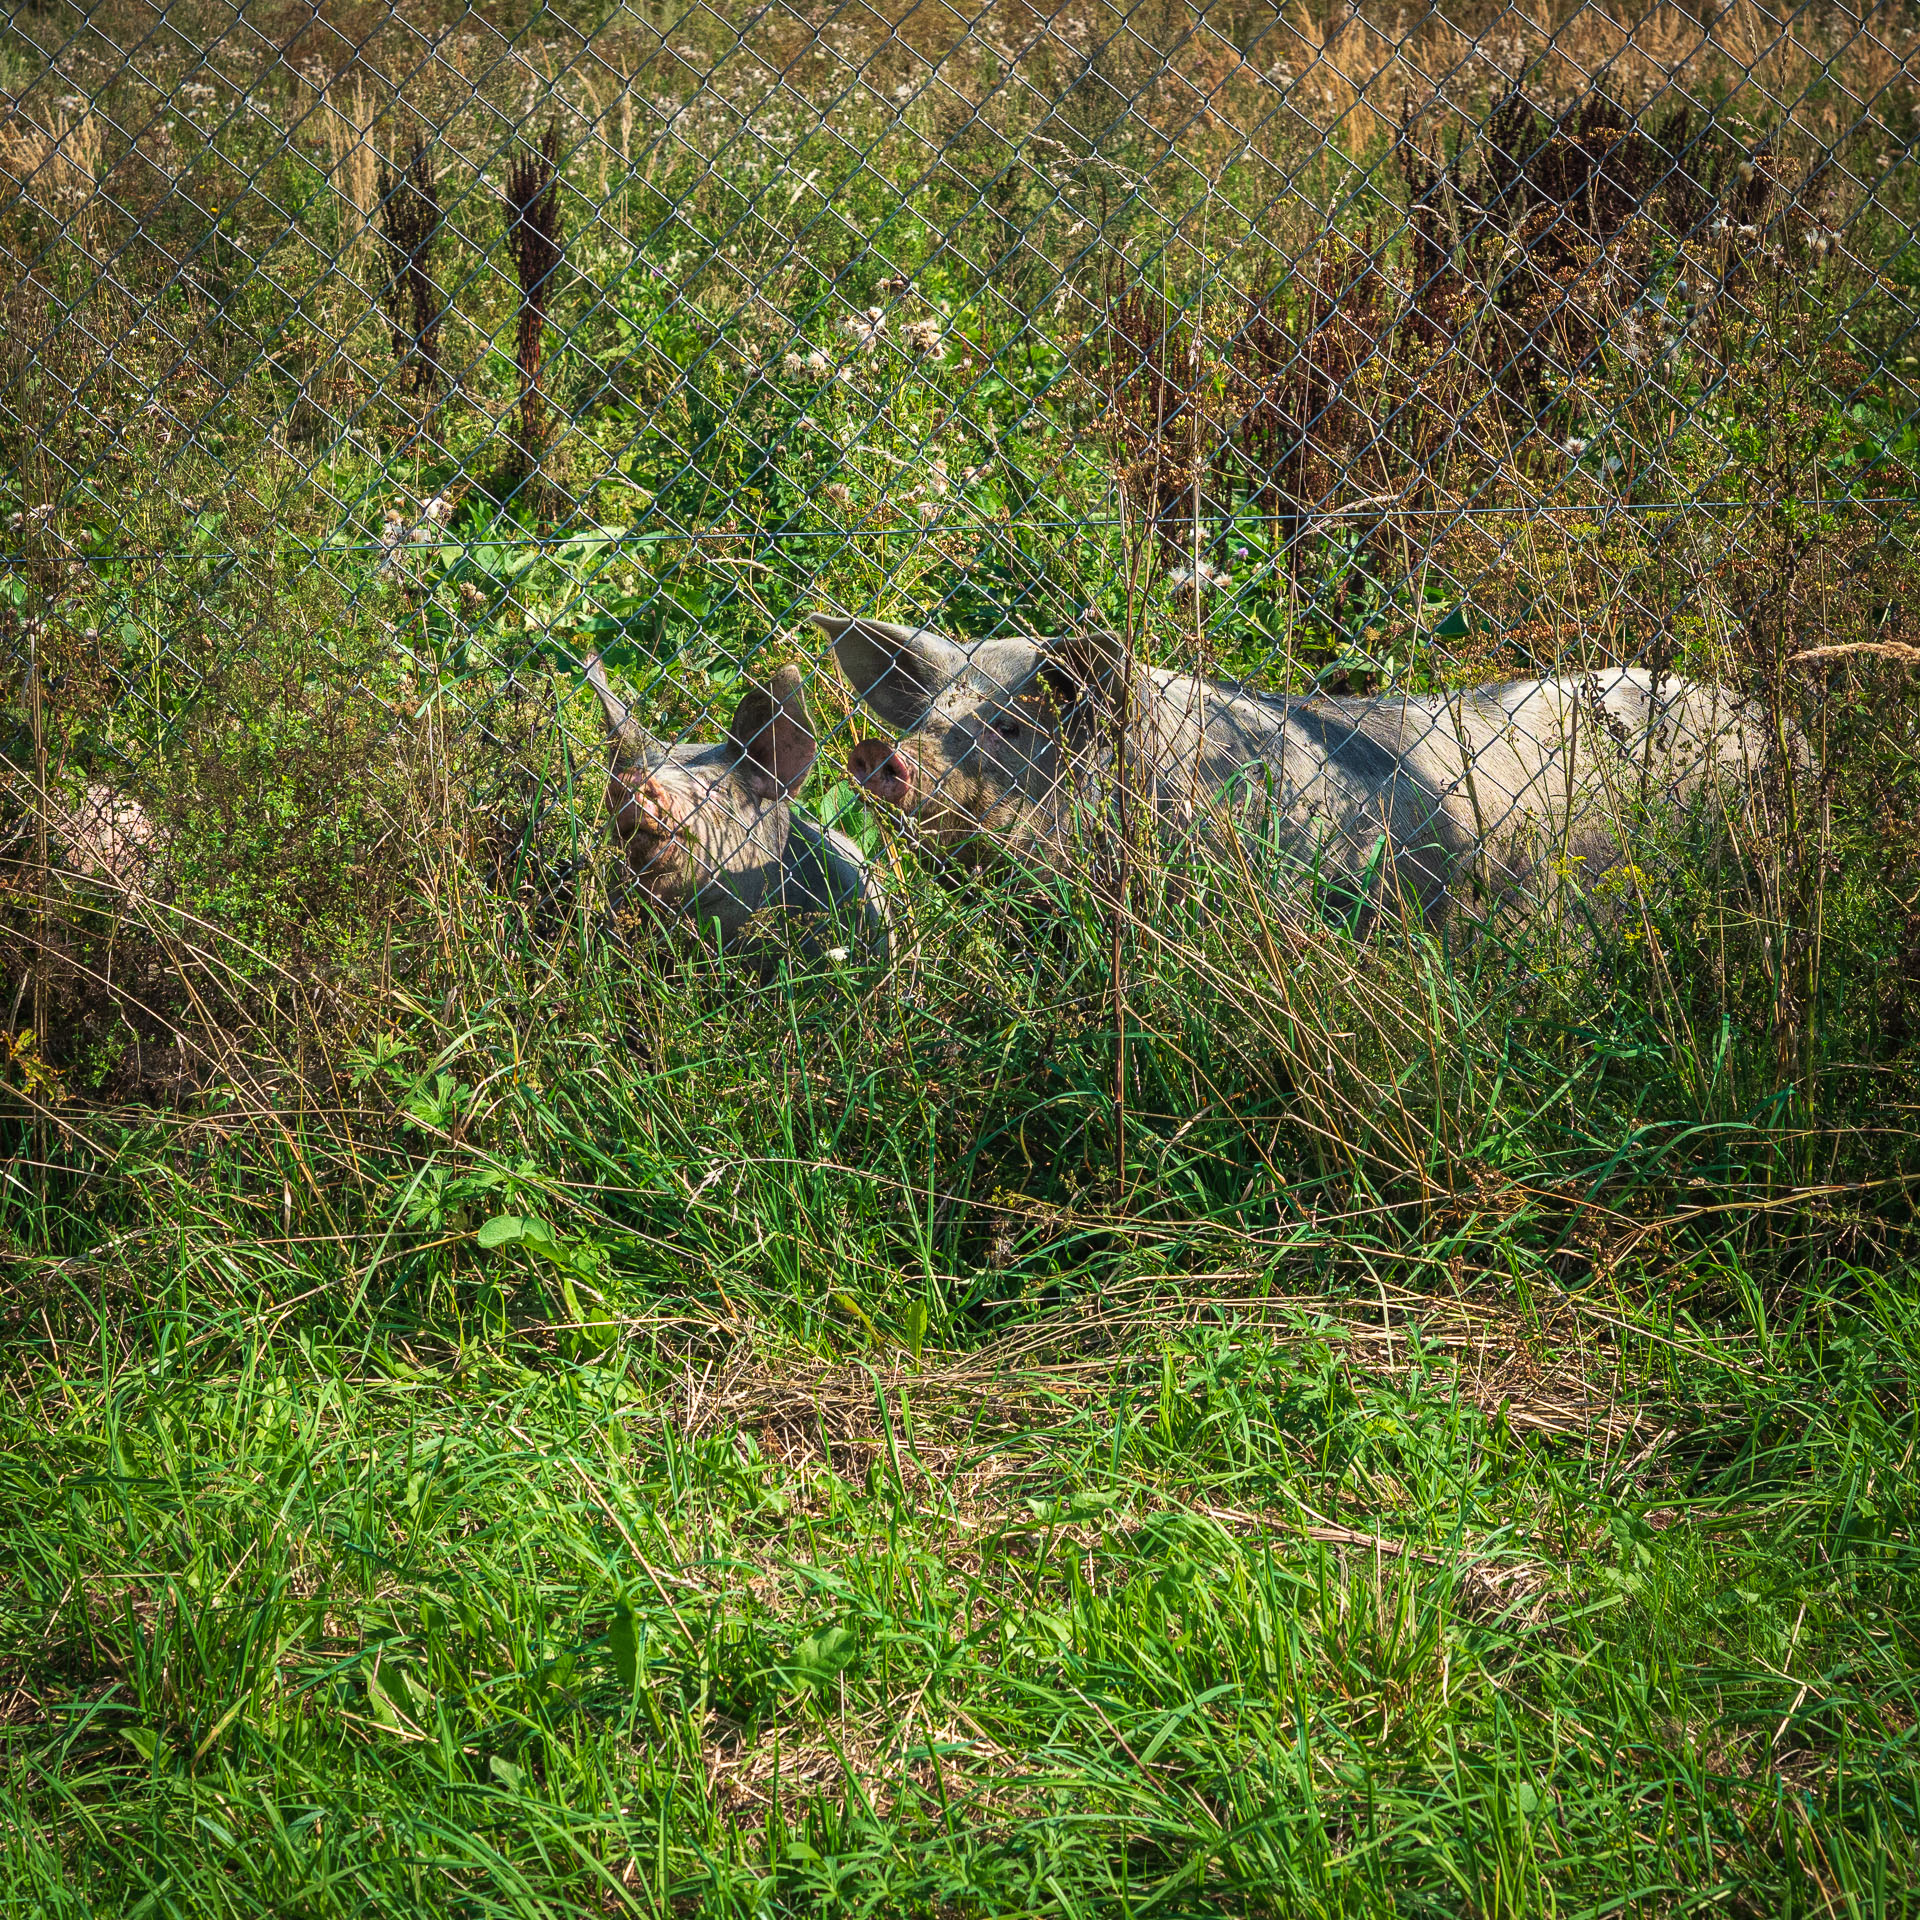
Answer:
xmin=2 ymin=0 xmax=1918 ymax=1078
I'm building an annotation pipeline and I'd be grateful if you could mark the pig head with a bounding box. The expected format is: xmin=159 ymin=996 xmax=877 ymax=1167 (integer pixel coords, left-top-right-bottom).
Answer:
xmin=811 ymin=615 xmax=1163 ymax=866
xmin=585 ymin=655 xmax=885 ymax=954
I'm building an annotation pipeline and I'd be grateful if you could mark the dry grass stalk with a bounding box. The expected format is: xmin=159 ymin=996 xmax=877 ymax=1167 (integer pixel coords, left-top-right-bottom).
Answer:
xmin=786 ymin=0 xmax=1911 ymax=160
xmin=320 ymin=77 xmax=381 ymax=287
xmin=1281 ymin=2 xmax=1408 ymax=147
xmin=1789 ymin=642 xmax=1920 ymax=667
xmin=1284 ymin=0 xmax=1892 ymax=144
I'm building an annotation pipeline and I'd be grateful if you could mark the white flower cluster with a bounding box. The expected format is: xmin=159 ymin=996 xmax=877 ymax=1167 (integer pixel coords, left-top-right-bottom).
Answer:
xmin=1165 ymin=557 xmax=1232 ymax=601
xmin=842 ymin=305 xmax=886 ymax=351
xmin=916 ymin=455 xmax=949 ymax=523
xmin=781 ymin=306 xmax=946 ymax=384
xmin=376 ymin=491 xmax=454 ymax=571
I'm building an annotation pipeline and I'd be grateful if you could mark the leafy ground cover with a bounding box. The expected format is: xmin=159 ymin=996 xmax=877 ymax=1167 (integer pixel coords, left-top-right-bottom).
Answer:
xmin=4 ymin=883 xmax=1918 ymax=1916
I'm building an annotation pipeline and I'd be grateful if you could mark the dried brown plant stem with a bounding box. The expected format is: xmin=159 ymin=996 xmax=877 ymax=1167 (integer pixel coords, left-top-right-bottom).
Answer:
xmin=506 ymin=123 xmax=564 ymax=495
xmin=28 ymin=622 xmax=47 ymax=1068
xmin=13 ymin=277 xmax=58 ymax=1078
xmin=379 ymin=139 xmax=443 ymax=400
xmin=1111 ymin=487 xmax=1138 ymax=1204
xmin=1106 ymin=288 xmax=1176 ymax=1204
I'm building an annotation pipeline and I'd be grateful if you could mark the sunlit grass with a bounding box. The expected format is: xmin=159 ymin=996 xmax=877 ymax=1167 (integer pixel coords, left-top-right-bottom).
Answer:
xmin=1 ymin=870 xmax=1916 ymax=1913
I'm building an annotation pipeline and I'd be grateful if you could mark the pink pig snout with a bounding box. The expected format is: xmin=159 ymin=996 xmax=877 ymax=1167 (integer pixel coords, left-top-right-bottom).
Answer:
xmin=848 ymin=738 xmax=915 ymax=808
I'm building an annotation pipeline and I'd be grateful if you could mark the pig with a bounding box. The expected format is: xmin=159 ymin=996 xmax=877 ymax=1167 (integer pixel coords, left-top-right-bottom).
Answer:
xmin=584 ymin=654 xmax=887 ymax=958
xmin=54 ymin=782 xmax=159 ymax=895
xmin=814 ymin=614 xmax=1779 ymax=929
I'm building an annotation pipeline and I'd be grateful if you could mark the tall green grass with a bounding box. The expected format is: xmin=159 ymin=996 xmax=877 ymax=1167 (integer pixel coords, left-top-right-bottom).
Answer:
xmin=3 ymin=845 xmax=1918 ymax=1915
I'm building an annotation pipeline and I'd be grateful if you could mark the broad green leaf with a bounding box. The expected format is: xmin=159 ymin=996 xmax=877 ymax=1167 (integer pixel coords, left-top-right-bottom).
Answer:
xmin=790 ymin=1625 xmax=858 ymax=1691
xmin=474 ymin=1214 xmax=528 ymax=1248
xmin=609 ymin=1595 xmax=639 ymax=1693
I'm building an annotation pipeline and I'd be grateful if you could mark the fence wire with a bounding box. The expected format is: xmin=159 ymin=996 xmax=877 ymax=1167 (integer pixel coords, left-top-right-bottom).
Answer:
xmin=1 ymin=0 xmax=1917 ymax=1028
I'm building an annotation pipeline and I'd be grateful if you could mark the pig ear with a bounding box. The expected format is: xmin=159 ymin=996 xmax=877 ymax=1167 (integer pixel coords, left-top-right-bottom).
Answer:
xmin=585 ymin=653 xmax=659 ymax=755
xmin=1034 ymin=628 xmax=1130 ymax=726
xmin=583 ymin=653 xmax=631 ymax=736
xmin=727 ymin=664 xmax=816 ymax=797
xmin=1043 ymin=626 xmax=1129 ymax=694
xmin=810 ymin=614 xmax=967 ymax=729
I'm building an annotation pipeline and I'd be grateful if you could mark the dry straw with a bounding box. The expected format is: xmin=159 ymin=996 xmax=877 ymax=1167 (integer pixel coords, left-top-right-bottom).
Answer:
xmin=318 ymin=75 xmax=381 ymax=287
xmin=0 ymin=105 xmax=102 ymax=249
xmin=1789 ymin=642 xmax=1920 ymax=667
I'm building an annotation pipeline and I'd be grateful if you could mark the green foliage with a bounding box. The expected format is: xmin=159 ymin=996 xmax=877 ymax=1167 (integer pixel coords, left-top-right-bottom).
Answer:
xmin=2 ymin=851 xmax=1918 ymax=1912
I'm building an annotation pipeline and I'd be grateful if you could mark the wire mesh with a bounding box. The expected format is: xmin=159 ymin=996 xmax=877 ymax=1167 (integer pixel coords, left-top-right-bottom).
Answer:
xmin=1 ymin=0 xmax=1916 ymax=1026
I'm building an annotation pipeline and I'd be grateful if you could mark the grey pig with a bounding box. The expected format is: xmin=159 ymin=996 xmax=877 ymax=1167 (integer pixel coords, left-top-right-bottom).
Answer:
xmin=817 ymin=614 xmax=1779 ymax=928
xmin=584 ymin=654 xmax=887 ymax=958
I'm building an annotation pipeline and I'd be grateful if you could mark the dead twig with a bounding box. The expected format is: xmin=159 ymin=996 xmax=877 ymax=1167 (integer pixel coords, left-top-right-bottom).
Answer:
xmin=1788 ymin=642 xmax=1920 ymax=667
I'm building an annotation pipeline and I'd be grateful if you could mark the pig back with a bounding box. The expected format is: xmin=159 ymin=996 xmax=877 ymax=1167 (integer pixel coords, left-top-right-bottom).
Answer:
xmin=1152 ymin=677 xmax=1476 ymax=918
xmin=776 ymin=814 xmax=892 ymax=962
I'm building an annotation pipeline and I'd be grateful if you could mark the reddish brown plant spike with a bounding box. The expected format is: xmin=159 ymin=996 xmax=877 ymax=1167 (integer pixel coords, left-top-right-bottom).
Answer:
xmin=378 ymin=140 xmax=441 ymax=398
xmin=506 ymin=121 xmax=564 ymax=469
